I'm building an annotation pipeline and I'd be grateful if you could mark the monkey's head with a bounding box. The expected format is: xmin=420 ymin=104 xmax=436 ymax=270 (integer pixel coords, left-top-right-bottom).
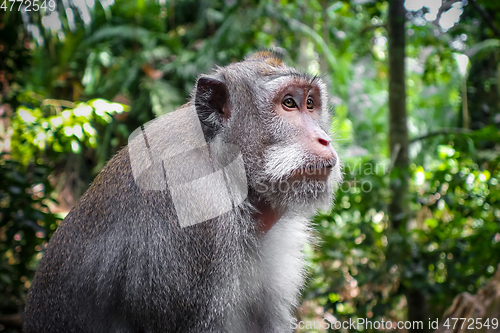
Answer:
xmin=194 ymin=51 xmax=342 ymax=213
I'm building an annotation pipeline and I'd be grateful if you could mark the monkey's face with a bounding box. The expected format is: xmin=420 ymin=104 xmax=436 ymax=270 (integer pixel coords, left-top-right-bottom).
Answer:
xmin=272 ymin=77 xmax=336 ymax=176
xmin=194 ymin=55 xmax=342 ymax=211
xmin=243 ymin=74 xmax=341 ymax=210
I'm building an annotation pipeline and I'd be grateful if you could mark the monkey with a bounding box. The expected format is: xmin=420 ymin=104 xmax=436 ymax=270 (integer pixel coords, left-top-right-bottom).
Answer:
xmin=22 ymin=51 xmax=342 ymax=333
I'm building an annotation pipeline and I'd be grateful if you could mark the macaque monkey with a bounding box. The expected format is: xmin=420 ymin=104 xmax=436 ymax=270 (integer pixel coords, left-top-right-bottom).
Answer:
xmin=23 ymin=51 xmax=341 ymax=333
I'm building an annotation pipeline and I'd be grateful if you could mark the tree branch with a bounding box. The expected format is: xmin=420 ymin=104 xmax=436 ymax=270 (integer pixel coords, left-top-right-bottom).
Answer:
xmin=409 ymin=128 xmax=474 ymax=144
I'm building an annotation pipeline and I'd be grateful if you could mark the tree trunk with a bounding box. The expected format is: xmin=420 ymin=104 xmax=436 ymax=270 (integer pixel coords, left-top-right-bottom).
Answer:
xmin=434 ymin=264 xmax=500 ymax=333
xmin=387 ymin=0 xmax=429 ymax=332
xmin=388 ymin=0 xmax=409 ymax=214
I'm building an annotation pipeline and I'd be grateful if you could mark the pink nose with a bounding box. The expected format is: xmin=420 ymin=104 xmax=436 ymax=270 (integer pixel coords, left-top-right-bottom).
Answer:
xmin=318 ymin=137 xmax=329 ymax=146
xmin=315 ymin=133 xmax=337 ymax=165
xmin=316 ymin=130 xmax=332 ymax=147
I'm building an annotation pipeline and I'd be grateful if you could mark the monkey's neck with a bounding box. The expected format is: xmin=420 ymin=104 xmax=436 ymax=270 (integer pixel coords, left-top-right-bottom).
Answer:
xmin=251 ymin=198 xmax=286 ymax=234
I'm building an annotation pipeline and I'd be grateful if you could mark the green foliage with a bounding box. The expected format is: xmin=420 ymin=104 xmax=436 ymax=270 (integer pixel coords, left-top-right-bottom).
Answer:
xmin=1 ymin=0 xmax=499 ymax=331
xmin=307 ymin=129 xmax=500 ymax=330
xmin=10 ymin=93 xmax=128 ymax=169
xmin=0 ymin=155 xmax=61 ymax=314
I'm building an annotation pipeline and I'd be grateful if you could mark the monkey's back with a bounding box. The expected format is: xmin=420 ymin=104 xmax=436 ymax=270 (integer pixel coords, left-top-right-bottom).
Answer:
xmin=22 ymin=146 xmax=250 ymax=333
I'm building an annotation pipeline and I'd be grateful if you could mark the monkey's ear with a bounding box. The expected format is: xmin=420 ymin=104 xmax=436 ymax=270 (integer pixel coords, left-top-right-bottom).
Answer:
xmin=195 ymin=77 xmax=230 ymax=140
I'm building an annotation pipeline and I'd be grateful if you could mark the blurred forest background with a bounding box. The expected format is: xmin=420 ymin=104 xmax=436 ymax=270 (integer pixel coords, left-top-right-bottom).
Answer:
xmin=0 ymin=0 xmax=499 ymax=332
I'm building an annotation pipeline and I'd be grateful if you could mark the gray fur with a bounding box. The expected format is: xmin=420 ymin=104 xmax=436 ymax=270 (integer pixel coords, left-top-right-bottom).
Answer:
xmin=23 ymin=53 xmax=341 ymax=333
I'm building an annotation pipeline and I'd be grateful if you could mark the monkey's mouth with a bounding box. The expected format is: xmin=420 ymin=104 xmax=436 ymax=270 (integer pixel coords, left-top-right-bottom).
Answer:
xmin=290 ymin=161 xmax=334 ymax=178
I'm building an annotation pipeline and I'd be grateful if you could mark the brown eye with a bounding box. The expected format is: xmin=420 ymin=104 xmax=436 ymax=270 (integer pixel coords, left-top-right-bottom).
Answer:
xmin=306 ymin=98 xmax=314 ymax=109
xmin=283 ymin=98 xmax=297 ymax=109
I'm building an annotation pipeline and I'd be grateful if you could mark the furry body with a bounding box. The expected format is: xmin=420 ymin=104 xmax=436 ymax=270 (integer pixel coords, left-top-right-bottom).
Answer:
xmin=23 ymin=52 xmax=341 ymax=332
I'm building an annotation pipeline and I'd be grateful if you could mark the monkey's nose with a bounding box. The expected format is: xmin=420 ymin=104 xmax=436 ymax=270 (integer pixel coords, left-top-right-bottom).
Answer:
xmin=316 ymin=135 xmax=337 ymax=165
xmin=316 ymin=131 xmax=332 ymax=147
xmin=318 ymin=137 xmax=329 ymax=146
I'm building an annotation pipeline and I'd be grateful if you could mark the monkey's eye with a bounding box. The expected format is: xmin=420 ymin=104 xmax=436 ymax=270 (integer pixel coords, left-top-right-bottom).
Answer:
xmin=283 ymin=98 xmax=297 ymax=109
xmin=306 ymin=98 xmax=314 ymax=109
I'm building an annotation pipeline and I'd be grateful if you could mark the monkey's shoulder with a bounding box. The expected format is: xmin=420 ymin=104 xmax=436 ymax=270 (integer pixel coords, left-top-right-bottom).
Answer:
xmin=55 ymin=147 xmax=177 ymax=235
